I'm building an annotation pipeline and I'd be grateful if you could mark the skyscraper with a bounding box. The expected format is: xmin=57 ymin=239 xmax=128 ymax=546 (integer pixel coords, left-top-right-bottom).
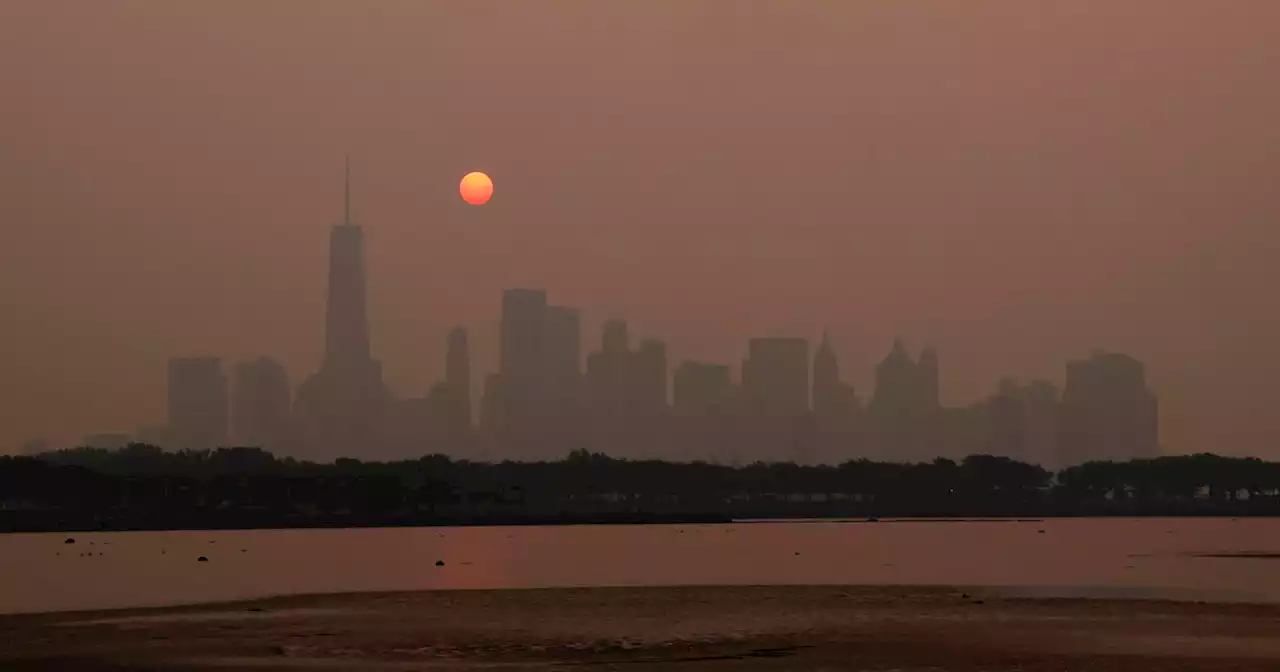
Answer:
xmin=743 ymin=337 xmax=809 ymax=417
xmin=673 ymin=360 xmax=736 ymax=463
xmin=542 ymin=305 xmax=583 ymax=456
xmin=497 ymin=288 xmax=547 ymax=455
xmin=870 ymin=338 xmax=918 ymax=416
xmin=812 ymin=332 xmax=861 ymax=463
xmin=1058 ymin=352 xmax=1159 ymax=465
xmin=167 ymin=356 xmax=229 ymax=449
xmin=812 ymin=331 xmax=841 ymax=418
xmin=498 ymin=288 xmax=547 ymax=431
xmin=989 ymin=378 xmax=1059 ymax=467
xmin=602 ymin=319 xmax=629 ymax=357
xmin=585 ymin=319 xmax=632 ymax=455
xmin=741 ymin=337 xmax=810 ymax=462
xmin=868 ymin=338 xmax=937 ymax=462
xmin=294 ymin=159 xmax=388 ymax=460
xmin=629 ymin=337 xmax=669 ymax=458
xmin=632 ymin=338 xmax=668 ymax=415
xmin=542 ymin=305 xmax=582 ymax=409
xmin=495 ymin=289 xmax=587 ymax=459
xmin=444 ymin=327 xmax=472 ymax=438
xmin=231 ymin=357 xmax=291 ymax=450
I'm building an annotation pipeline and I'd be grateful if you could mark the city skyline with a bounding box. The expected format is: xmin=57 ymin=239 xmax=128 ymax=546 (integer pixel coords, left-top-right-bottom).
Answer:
xmin=43 ymin=186 xmax=1163 ymax=470
xmin=0 ymin=165 xmax=1188 ymax=464
xmin=3 ymin=2 xmax=1277 ymax=456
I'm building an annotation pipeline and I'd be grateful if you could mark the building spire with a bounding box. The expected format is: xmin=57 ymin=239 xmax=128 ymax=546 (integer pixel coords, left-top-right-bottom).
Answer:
xmin=343 ymin=154 xmax=351 ymax=226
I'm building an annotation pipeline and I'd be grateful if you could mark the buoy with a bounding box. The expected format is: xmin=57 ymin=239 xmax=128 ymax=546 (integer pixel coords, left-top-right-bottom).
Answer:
xmin=197 ymin=556 xmax=209 ymax=562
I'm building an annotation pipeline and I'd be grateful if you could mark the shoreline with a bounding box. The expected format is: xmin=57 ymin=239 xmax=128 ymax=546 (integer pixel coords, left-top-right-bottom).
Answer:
xmin=6 ymin=512 xmax=1280 ymax=535
xmin=6 ymin=585 xmax=1280 ymax=670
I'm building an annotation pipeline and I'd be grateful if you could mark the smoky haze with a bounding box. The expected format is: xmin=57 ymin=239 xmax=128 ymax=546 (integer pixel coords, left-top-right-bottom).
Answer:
xmin=1 ymin=1 xmax=1277 ymax=456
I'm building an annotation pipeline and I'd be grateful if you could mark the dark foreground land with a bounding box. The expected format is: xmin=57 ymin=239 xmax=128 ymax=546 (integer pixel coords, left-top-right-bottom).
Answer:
xmin=9 ymin=448 xmax=1280 ymax=532
xmin=5 ymin=586 xmax=1280 ymax=670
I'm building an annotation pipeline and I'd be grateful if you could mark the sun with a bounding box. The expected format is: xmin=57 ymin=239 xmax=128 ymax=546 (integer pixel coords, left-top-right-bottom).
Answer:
xmin=460 ymin=171 xmax=493 ymax=205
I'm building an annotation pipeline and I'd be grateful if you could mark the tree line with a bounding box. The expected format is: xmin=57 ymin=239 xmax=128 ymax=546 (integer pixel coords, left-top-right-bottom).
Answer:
xmin=2 ymin=444 xmax=1278 ymax=532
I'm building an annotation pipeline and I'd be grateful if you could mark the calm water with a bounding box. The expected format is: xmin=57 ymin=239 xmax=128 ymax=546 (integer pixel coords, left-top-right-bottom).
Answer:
xmin=2 ymin=518 xmax=1278 ymax=614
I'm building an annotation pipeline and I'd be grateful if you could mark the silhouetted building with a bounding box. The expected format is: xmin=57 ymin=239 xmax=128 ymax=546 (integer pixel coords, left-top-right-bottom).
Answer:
xmin=988 ymin=378 xmax=1059 ymax=467
xmin=742 ymin=337 xmax=810 ymax=462
xmin=673 ymin=360 xmax=737 ymax=462
xmin=674 ymin=362 xmax=734 ymax=413
xmin=743 ymin=337 xmax=809 ymax=416
xmin=811 ymin=332 xmax=841 ymax=418
xmin=630 ymin=338 xmax=669 ymax=458
xmin=602 ymin=319 xmax=628 ymax=357
xmin=492 ymin=289 xmax=584 ymax=459
xmin=479 ymin=372 xmax=504 ymax=454
xmin=937 ymin=402 xmax=991 ymax=460
xmin=811 ymin=332 xmax=862 ymax=464
xmin=437 ymin=327 xmax=473 ymax=448
xmin=868 ymin=339 xmax=938 ymax=462
xmin=632 ymin=338 xmax=668 ymax=414
xmin=585 ymin=319 xmax=633 ymax=456
xmin=1058 ymin=352 xmax=1159 ymax=465
xmin=294 ymin=161 xmax=388 ymax=460
xmin=446 ymin=327 xmax=471 ymax=428
xmin=496 ymin=288 xmax=547 ymax=451
xmin=167 ymin=356 xmax=229 ymax=449
xmin=232 ymin=357 xmax=291 ymax=450
xmin=870 ymin=339 xmax=918 ymax=416
xmin=542 ymin=305 xmax=582 ymax=419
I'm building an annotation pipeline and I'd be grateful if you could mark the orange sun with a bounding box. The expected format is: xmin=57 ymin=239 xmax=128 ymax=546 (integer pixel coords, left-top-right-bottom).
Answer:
xmin=459 ymin=171 xmax=494 ymax=205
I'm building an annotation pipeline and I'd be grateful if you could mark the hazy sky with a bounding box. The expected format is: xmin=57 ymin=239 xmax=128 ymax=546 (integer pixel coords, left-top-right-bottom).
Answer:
xmin=2 ymin=2 xmax=1278 ymax=456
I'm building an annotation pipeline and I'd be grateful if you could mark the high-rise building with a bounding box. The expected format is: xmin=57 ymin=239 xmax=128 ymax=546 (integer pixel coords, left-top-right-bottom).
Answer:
xmin=498 ymin=288 xmax=548 ymax=444
xmin=628 ymin=338 xmax=669 ymax=458
xmin=294 ymin=160 xmax=388 ymax=460
xmin=584 ymin=324 xmax=667 ymax=458
xmin=167 ymin=356 xmax=229 ymax=448
xmin=741 ymin=337 xmax=810 ymax=462
xmin=602 ymin=319 xmax=629 ymax=357
xmin=479 ymin=372 xmax=504 ymax=451
xmin=495 ymin=289 xmax=587 ymax=459
xmin=812 ymin=331 xmax=842 ymax=418
xmin=811 ymin=332 xmax=861 ymax=463
xmin=988 ymin=378 xmax=1059 ymax=467
xmin=542 ymin=306 xmax=582 ymax=410
xmin=585 ymin=319 xmax=632 ymax=456
xmin=232 ymin=357 xmax=291 ymax=450
xmin=868 ymin=338 xmax=939 ymax=462
xmin=870 ymin=339 xmax=918 ymax=416
xmin=444 ymin=327 xmax=472 ymax=439
xmin=674 ymin=361 xmax=733 ymax=413
xmin=1058 ymin=352 xmax=1159 ymax=465
xmin=542 ymin=306 xmax=583 ymax=456
xmin=632 ymin=338 xmax=668 ymax=414
xmin=743 ymin=337 xmax=809 ymax=417
xmin=673 ymin=360 xmax=736 ymax=463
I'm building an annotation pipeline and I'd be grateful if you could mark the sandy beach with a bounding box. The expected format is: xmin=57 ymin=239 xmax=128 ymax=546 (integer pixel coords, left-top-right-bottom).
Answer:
xmin=4 ymin=585 xmax=1280 ymax=670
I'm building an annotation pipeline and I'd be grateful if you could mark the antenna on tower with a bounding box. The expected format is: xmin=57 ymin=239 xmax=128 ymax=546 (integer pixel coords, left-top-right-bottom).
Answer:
xmin=343 ymin=154 xmax=351 ymax=225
